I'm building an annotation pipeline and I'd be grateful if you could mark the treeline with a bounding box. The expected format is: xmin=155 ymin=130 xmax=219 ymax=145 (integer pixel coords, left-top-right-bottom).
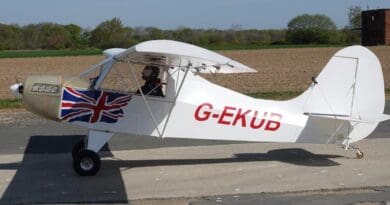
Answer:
xmin=0 ymin=23 xmax=88 ymax=50
xmin=0 ymin=19 xmax=287 ymax=50
xmin=0 ymin=10 xmax=361 ymax=50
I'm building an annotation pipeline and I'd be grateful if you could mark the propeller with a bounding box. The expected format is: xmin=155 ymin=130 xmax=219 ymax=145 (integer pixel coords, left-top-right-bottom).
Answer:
xmin=9 ymin=82 xmax=23 ymax=98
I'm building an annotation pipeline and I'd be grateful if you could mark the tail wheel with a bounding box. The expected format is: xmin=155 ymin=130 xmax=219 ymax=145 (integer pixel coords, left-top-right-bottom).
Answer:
xmin=73 ymin=150 xmax=101 ymax=176
xmin=356 ymin=150 xmax=364 ymax=159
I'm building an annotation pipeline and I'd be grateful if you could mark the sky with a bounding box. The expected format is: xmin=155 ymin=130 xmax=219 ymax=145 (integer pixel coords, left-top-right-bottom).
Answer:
xmin=1 ymin=0 xmax=390 ymax=30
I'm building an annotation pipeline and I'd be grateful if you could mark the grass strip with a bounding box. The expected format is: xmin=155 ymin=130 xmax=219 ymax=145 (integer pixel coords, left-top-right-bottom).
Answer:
xmin=247 ymin=91 xmax=303 ymax=100
xmin=0 ymin=49 xmax=102 ymax=59
xmin=0 ymin=99 xmax=22 ymax=109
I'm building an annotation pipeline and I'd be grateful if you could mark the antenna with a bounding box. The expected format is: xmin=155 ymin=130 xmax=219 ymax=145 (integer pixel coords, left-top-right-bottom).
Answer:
xmin=366 ymin=0 xmax=370 ymax=10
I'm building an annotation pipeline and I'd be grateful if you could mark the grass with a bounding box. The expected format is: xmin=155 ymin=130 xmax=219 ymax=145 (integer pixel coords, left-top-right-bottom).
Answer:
xmin=386 ymin=89 xmax=390 ymax=98
xmin=247 ymin=91 xmax=302 ymax=100
xmin=0 ymin=49 xmax=102 ymax=58
xmin=0 ymin=99 xmax=22 ymax=109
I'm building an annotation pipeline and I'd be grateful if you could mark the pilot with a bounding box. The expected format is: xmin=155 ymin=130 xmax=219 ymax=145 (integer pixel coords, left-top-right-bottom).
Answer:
xmin=137 ymin=65 xmax=164 ymax=97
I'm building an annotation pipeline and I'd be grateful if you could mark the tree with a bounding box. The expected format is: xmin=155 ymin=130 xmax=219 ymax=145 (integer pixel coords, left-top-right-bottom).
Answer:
xmin=90 ymin=17 xmax=135 ymax=49
xmin=21 ymin=23 xmax=78 ymax=49
xmin=20 ymin=23 xmax=70 ymax=49
xmin=342 ymin=6 xmax=362 ymax=44
xmin=64 ymin=24 xmax=85 ymax=48
xmin=286 ymin=14 xmax=341 ymax=44
xmin=0 ymin=24 xmax=24 ymax=50
xmin=40 ymin=23 xmax=69 ymax=49
xmin=145 ymin=27 xmax=165 ymax=39
xmin=175 ymin=27 xmax=196 ymax=43
xmin=348 ymin=6 xmax=362 ymax=29
xmin=22 ymin=24 xmax=41 ymax=49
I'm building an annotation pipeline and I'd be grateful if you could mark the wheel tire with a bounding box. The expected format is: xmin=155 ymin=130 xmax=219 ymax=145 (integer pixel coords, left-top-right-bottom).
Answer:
xmin=356 ymin=151 xmax=364 ymax=159
xmin=73 ymin=150 xmax=101 ymax=176
xmin=72 ymin=140 xmax=85 ymax=160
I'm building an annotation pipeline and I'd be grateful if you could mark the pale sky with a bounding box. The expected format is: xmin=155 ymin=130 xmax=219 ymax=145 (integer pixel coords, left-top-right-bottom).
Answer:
xmin=1 ymin=0 xmax=390 ymax=30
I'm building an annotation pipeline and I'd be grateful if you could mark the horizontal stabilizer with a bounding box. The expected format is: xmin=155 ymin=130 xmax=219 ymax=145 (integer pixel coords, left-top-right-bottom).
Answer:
xmin=380 ymin=114 xmax=390 ymax=122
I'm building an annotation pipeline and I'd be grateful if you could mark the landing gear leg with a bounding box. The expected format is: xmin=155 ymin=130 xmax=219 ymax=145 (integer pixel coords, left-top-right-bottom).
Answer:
xmin=72 ymin=130 xmax=114 ymax=176
xmin=72 ymin=138 xmax=86 ymax=160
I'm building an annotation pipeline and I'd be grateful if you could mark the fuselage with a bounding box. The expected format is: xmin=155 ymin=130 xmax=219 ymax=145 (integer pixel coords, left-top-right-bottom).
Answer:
xmin=19 ymin=69 xmax=318 ymax=144
xmin=20 ymin=61 xmax=380 ymax=146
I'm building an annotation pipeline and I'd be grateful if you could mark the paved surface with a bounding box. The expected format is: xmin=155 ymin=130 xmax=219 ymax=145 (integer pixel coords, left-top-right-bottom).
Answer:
xmin=0 ymin=102 xmax=388 ymax=204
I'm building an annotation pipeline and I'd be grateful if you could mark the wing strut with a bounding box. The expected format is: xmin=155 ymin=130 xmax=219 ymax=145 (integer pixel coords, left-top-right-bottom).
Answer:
xmin=126 ymin=58 xmax=163 ymax=137
xmin=161 ymin=62 xmax=190 ymax=138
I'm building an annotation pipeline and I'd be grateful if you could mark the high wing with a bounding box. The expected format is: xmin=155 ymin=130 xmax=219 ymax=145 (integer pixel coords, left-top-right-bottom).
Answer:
xmin=112 ymin=40 xmax=257 ymax=74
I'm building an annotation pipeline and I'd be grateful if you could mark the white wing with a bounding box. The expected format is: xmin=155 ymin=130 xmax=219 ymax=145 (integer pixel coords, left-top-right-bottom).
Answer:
xmin=114 ymin=40 xmax=257 ymax=74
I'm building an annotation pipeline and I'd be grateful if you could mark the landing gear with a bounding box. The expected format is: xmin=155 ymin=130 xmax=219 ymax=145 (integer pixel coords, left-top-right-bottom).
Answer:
xmin=73 ymin=150 xmax=101 ymax=176
xmin=356 ymin=149 xmax=364 ymax=159
xmin=350 ymin=146 xmax=364 ymax=159
xmin=72 ymin=139 xmax=85 ymax=159
xmin=343 ymin=139 xmax=364 ymax=159
xmin=71 ymin=130 xmax=114 ymax=176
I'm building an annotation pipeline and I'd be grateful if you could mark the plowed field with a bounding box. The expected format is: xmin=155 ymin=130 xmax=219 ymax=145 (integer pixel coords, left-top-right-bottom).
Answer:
xmin=0 ymin=46 xmax=389 ymax=99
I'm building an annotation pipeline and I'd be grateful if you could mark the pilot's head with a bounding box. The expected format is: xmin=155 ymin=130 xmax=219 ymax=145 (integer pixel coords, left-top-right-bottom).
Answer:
xmin=142 ymin=65 xmax=160 ymax=81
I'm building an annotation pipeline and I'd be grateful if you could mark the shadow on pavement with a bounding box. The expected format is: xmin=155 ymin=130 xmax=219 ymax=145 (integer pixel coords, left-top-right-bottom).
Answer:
xmin=237 ymin=148 xmax=341 ymax=166
xmin=0 ymin=135 xmax=126 ymax=204
xmin=0 ymin=136 xmax=341 ymax=204
xmin=23 ymin=135 xmax=111 ymax=154
xmin=103 ymin=148 xmax=341 ymax=169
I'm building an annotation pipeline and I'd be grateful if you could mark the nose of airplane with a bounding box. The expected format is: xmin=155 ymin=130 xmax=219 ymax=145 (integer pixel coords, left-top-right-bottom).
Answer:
xmin=9 ymin=83 xmax=23 ymax=98
xmin=10 ymin=75 xmax=91 ymax=121
xmin=20 ymin=75 xmax=63 ymax=121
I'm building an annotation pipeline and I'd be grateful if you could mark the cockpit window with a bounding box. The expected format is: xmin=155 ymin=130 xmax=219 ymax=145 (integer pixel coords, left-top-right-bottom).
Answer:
xmin=99 ymin=61 xmax=166 ymax=97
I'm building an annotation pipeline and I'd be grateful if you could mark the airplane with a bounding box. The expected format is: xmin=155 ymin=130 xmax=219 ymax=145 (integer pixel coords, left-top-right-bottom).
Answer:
xmin=9 ymin=40 xmax=390 ymax=176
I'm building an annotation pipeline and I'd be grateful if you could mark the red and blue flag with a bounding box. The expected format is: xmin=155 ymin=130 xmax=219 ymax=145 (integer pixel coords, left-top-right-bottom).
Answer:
xmin=61 ymin=87 xmax=131 ymax=123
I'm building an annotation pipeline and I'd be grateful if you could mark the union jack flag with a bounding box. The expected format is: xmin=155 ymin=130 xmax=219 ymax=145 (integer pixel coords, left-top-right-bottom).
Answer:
xmin=61 ymin=87 xmax=131 ymax=123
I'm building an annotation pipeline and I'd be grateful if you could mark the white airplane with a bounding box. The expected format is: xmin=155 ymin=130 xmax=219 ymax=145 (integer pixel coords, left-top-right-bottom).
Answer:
xmin=9 ymin=40 xmax=390 ymax=176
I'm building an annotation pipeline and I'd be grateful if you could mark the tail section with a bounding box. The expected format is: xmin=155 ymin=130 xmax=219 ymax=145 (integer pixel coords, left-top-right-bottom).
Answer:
xmin=294 ymin=46 xmax=387 ymax=144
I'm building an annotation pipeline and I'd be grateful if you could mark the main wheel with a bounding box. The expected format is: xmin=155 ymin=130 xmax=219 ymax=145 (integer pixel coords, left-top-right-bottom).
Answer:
xmin=72 ymin=139 xmax=85 ymax=160
xmin=73 ymin=150 xmax=101 ymax=176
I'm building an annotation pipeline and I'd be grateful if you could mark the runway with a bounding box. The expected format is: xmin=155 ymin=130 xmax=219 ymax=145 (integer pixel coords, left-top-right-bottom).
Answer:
xmin=0 ymin=102 xmax=389 ymax=204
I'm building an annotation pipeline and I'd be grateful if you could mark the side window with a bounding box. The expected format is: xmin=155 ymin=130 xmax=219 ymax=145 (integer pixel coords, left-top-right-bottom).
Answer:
xmin=99 ymin=62 xmax=166 ymax=97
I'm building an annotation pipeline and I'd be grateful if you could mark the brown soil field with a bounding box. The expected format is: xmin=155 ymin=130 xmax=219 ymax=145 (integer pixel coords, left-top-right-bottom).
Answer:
xmin=0 ymin=46 xmax=389 ymax=99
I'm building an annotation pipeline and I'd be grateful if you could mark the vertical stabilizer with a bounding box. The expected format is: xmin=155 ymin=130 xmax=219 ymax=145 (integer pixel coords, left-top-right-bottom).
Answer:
xmin=294 ymin=46 xmax=385 ymax=144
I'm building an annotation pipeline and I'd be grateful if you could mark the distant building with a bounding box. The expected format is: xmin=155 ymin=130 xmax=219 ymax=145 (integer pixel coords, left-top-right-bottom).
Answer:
xmin=361 ymin=9 xmax=390 ymax=46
